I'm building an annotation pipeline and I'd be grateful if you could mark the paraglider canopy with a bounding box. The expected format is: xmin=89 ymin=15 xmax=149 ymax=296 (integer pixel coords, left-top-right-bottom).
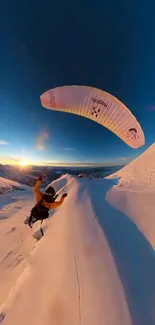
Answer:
xmin=40 ymin=85 xmax=145 ymax=149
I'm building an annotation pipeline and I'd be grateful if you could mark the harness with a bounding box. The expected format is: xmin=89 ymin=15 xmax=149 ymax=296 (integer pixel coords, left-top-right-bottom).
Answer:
xmin=30 ymin=200 xmax=49 ymax=221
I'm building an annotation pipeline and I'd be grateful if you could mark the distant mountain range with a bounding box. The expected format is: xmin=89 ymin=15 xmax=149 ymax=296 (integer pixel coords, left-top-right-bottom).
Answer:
xmin=0 ymin=164 xmax=39 ymax=187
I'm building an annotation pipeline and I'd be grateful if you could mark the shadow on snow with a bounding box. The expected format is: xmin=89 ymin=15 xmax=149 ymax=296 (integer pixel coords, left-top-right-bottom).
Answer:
xmin=85 ymin=177 xmax=155 ymax=325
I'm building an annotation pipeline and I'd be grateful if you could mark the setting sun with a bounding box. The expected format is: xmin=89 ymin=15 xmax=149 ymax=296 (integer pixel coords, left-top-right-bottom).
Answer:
xmin=19 ymin=160 xmax=30 ymax=167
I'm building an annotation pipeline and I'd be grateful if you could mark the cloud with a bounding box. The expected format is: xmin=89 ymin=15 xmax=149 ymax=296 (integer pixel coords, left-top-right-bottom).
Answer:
xmin=62 ymin=147 xmax=76 ymax=151
xmin=0 ymin=156 xmax=19 ymax=165
xmin=119 ymin=157 xmax=127 ymax=161
xmin=0 ymin=140 xmax=9 ymax=145
xmin=36 ymin=131 xmax=49 ymax=151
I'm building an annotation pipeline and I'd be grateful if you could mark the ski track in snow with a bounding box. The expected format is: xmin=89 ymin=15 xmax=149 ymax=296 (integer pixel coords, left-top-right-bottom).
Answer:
xmin=0 ymin=144 xmax=155 ymax=324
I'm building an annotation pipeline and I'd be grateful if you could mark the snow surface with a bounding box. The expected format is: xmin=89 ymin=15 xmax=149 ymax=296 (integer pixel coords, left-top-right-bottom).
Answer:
xmin=0 ymin=144 xmax=155 ymax=324
xmin=0 ymin=164 xmax=41 ymax=187
xmin=106 ymin=143 xmax=155 ymax=248
xmin=0 ymin=176 xmax=28 ymax=195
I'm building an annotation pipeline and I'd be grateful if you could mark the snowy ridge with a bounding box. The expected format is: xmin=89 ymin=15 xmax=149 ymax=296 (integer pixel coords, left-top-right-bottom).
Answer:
xmin=0 ymin=176 xmax=132 ymax=325
xmin=107 ymin=143 xmax=155 ymax=191
xmin=0 ymin=164 xmax=13 ymax=179
xmin=0 ymin=176 xmax=28 ymax=194
xmin=105 ymin=143 xmax=155 ymax=249
xmin=46 ymin=173 xmax=76 ymax=194
xmin=0 ymin=156 xmax=155 ymax=324
xmin=0 ymin=164 xmax=39 ymax=187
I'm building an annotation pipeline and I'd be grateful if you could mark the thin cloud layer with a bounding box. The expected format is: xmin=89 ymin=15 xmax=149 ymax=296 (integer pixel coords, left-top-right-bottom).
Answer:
xmin=62 ymin=147 xmax=76 ymax=151
xmin=36 ymin=131 xmax=49 ymax=151
xmin=0 ymin=140 xmax=9 ymax=145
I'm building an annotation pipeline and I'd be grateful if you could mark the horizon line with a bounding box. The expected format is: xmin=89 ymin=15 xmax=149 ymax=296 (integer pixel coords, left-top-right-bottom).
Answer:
xmin=2 ymin=161 xmax=127 ymax=168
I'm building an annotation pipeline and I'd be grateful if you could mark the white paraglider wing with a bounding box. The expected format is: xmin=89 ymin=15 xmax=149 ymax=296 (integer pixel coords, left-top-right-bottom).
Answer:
xmin=40 ymin=85 xmax=145 ymax=148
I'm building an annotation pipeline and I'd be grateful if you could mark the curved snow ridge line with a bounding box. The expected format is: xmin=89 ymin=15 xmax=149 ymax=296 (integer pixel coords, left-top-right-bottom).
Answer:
xmin=86 ymin=189 xmax=99 ymax=221
xmin=73 ymin=250 xmax=82 ymax=324
xmin=67 ymin=183 xmax=132 ymax=324
xmin=48 ymin=174 xmax=75 ymax=193
xmin=107 ymin=187 xmax=155 ymax=193
xmin=56 ymin=177 xmax=77 ymax=196
xmin=107 ymin=143 xmax=155 ymax=185
xmin=54 ymin=177 xmax=80 ymax=203
xmin=104 ymin=142 xmax=155 ymax=248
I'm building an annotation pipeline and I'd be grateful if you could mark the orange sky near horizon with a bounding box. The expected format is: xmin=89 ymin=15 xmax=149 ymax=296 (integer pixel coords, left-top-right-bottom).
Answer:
xmin=0 ymin=156 xmax=129 ymax=167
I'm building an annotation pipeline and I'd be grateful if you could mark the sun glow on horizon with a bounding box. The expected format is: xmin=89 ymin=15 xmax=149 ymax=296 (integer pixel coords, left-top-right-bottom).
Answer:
xmin=18 ymin=160 xmax=30 ymax=168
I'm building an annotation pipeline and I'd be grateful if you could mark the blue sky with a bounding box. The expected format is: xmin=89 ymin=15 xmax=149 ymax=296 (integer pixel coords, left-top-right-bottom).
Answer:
xmin=0 ymin=0 xmax=155 ymax=166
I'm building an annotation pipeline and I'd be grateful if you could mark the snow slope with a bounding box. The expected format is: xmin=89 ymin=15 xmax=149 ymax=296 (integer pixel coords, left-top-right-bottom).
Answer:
xmin=45 ymin=173 xmax=74 ymax=194
xmin=0 ymin=164 xmax=40 ymax=187
xmin=107 ymin=143 xmax=155 ymax=191
xmin=106 ymin=142 xmax=155 ymax=248
xmin=0 ymin=165 xmax=13 ymax=179
xmin=0 ymin=175 xmax=132 ymax=325
xmin=1 ymin=144 xmax=155 ymax=325
xmin=0 ymin=176 xmax=28 ymax=195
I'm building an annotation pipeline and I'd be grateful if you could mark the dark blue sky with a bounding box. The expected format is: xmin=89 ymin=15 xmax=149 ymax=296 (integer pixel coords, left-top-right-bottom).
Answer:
xmin=0 ymin=0 xmax=155 ymax=165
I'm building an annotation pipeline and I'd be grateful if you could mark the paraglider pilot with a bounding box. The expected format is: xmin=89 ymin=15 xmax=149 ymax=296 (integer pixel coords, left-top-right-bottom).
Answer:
xmin=25 ymin=174 xmax=67 ymax=232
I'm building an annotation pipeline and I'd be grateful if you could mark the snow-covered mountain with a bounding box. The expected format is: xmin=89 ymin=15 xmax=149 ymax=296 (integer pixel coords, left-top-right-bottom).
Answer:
xmin=0 ymin=145 xmax=155 ymax=324
xmin=0 ymin=164 xmax=38 ymax=186
xmin=0 ymin=174 xmax=132 ymax=325
xmin=105 ymin=142 xmax=155 ymax=249
xmin=0 ymin=164 xmax=34 ymax=194
xmin=107 ymin=143 xmax=155 ymax=191
xmin=0 ymin=164 xmax=13 ymax=179
xmin=0 ymin=176 xmax=28 ymax=194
